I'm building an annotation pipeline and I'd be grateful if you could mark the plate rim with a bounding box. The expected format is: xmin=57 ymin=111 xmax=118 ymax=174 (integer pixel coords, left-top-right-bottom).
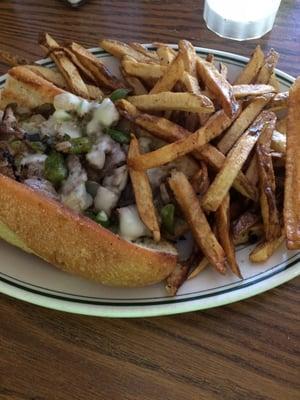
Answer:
xmin=0 ymin=45 xmax=299 ymax=317
xmin=1 ymin=261 xmax=299 ymax=317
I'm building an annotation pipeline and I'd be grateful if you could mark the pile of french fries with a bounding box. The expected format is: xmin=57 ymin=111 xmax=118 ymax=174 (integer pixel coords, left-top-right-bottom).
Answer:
xmin=0 ymin=35 xmax=299 ymax=295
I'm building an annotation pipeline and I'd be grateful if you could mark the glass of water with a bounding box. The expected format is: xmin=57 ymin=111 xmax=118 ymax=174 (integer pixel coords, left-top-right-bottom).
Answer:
xmin=204 ymin=0 xmax=282 ymax=41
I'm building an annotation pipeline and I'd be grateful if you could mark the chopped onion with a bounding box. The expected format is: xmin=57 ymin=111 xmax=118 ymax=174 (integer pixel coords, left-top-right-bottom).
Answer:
xmin=52 ymin=110 xmax=72 ymax=122
xmin=61 ymin=183 xmax=93 ymax=212
xmin=54 ymin=93 xmax=81 ymax=112
xmin=94 ymin=186 xmax=119 ymax=216
xmin=94 ymin=98 xmax=119 ymax=127
xmin=87 ymin=98 xmax=119 ymax=135
xmin=86 ymin=135 xmax=113 ymax=170
xmin=77 ymin=99 xmax=92 ymax=116
xmin=54 ymin=93 xmax=92 ymax=116
xmin=118 ymin=205 xmax=150 ymax=241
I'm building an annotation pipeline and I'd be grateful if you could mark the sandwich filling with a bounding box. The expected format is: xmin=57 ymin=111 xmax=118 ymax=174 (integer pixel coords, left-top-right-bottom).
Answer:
xmin=0 ymin=92 xmax=197 ymax=244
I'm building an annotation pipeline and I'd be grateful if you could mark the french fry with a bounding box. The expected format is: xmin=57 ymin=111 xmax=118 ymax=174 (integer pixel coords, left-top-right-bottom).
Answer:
xmin=25 ymin=65 xmax=68 ymax=89
xmin=268 ymin=72 xmax=281 ymax=92
xmin=178 ymin=40 xmax=197 ymax=77
xmin=284 ymin=77 xmax=300 ymax=249
xmin=117 ymin=99 xmax=257 ymax=200
xmin=234 ymin=223 xmax=264 ymax=246
xmin=232 ymin=210 xmax=261 ymax=244
xmin=217 ymin=94 xmax=272 ymax=154
xmin=115 ymin=98 xmax=140 ymax=121
xmin=118 ymin=99 xmax=170 ymax=135
xmin=39 ymin=33 xmax=89 ymax=98
xmin=128 ymin=135 xmax=160 ymax=242
xmin=202 ymin=111 xmax=275 ymax=212
xmin=232 ymin=84 xmax=276 ymax=98
xmin=122 ymin=55 xmax=231 ymax=105
xmin=181 ymin=72 xmax=202 ymax=95
xmin=271 ymin=130 xmax=286 ymax=154
xmin=165 ymin=246 xmax=200 ymax=293
xmin=255 ymin=49 xmax=279 ymax=84
xmin=181 ymin=72 xmax=207 ymax=129
xmin=146 ymin=106 xmax=237 ymax=145
xmin=171 ymin=156 xmax=200 ymax=180
xmin=150 ymin=52 xmax=185 ymax=94
xmin=216 ymin=194 xmax=242 ymax=278
xmin=196 ymin=57 xmax=239 ymax=117
xmin=127 ymin=92 xmax=214 ymax=113
xmin=153 ymin=42 xmax=173 ymax=48
xmin=86 ymin=84 xmax=104 ymax=100
xmin=122 ymin=56 xmax=165 ymax=80
xmin=129 ymin=42 xmax=159 ymax=61
xmin=249 ymin=234 xmax=284 ymax=262
xmin=191 ymin=161 xmax=210 ymax=196
xmin=234 ymin=45 xmax=265 ymax=84
xmin=198 ymin=144 xmax=258 ymax=201
xmin=0 ymin=50 xmax=32 ymax=67
xmin=181 ymin=70 xmax=212 ymax=128
xmin=63 ymin=46 xmax=98 ymax=84
xmin=128 ymin=124 xmax=208 ymax=170
xmin=165 ymin=263 xmax=191 ymax=295
xmin=168 ymin=170 xmax=226 ymax=273
xmin=128 ymin=108 xmax=238 ymax=170
xmin=256 ymin=114 xmax=281 ymax=240
xmin=276 ymin=116 xmax=287 ymax=134
xmin=156 ymin=45 xmax=177 ymax=65
xmin=187 ymin=257 xmax=209 ymax=280
xmin=266 ymin=91 xmax=288 ymax=111
xmin=99 ymin=38 xmax=151 ymax=62
xmin=68 ymin=42 xmax=126 ymax=90
xmin=245 ymin=154 xmax=259 ymax=186
xmin=122 ymin=72 xmax=148 ymax=95
xmin=117 ymin=98 xmax=189 ymax=142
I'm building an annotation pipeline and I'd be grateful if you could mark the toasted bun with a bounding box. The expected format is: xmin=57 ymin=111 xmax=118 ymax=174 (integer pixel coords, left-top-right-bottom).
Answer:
xmin=0 ymin=66 xmax=64 ymax=109
xmin=0 ymin=175 xmax=177 ymax=287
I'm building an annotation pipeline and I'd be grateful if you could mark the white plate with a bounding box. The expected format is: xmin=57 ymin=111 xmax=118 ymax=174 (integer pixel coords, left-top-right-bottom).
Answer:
xmin=0 ymin=46 xmax=299 ymax=317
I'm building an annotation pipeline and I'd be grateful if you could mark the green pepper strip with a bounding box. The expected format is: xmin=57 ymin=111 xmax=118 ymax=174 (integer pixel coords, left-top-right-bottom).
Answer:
xmin=110 ymin=88 xmax=131 ymax=102
xmin=68 ymin=137 xmax=92 ymax=154
xmin=44 ymin=151 xmax=68 ymax=186
xmin=161 ymin=203 xmax=175 ymax=235
xmin=106 ymin=128 xmax=130 ymax=145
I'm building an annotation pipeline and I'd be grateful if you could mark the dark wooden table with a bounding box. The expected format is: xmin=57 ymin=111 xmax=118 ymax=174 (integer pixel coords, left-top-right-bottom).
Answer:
xmin=0 ymin=1 xmax=299 ymax=399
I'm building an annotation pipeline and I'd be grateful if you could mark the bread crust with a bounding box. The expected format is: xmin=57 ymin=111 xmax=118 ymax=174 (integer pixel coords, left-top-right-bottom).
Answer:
xmin=0 ymin=66 xmax=64 ymax=109
xmin=0 ymin=175 xmax=177 ymax=287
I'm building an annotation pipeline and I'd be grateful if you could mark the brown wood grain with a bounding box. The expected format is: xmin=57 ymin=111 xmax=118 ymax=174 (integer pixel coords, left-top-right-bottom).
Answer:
xmin=0 ymin=1 xmax=299 ymax=399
